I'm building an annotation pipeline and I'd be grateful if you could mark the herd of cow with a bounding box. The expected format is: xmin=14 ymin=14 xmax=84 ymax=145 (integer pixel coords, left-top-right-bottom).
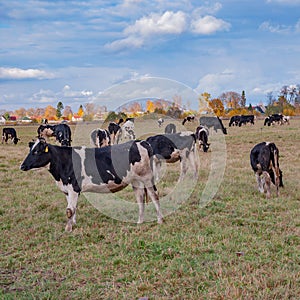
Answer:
xmin=1 ymin=113 xmax=287 ymax=231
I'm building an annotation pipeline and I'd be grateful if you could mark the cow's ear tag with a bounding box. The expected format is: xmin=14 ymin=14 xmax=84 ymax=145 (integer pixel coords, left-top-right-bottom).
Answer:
xmin=45 ymin=146 xmax=49 ymax=153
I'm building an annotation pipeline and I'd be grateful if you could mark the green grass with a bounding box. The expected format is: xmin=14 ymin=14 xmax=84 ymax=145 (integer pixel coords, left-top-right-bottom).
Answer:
xmin=0 ymin=119 xmax=299 ymax=299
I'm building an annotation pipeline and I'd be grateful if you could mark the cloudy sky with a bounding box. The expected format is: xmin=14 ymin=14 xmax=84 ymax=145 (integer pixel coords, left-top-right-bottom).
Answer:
xmin=1 ymin=0 xmax=300 ymax=111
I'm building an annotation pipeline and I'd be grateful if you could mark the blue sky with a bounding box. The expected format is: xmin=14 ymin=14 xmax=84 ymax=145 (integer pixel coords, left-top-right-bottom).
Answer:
xmin=1 ymin=0 xmax=300 ymax=112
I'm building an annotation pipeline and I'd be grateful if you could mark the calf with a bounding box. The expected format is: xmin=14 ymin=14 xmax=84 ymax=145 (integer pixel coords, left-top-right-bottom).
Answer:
xmin=250 ymin=142 xmax=283 ymax=198
xmin=20 ymin=138 xmax=163 ymax=231
xmin=37 ymin=123 xmax=72 ymax=146
xmin=108 ymin=118 xmax=124 ymax=144
xmin=195 ymin=126 xmax=210 ymax=152
xmin=229 ymin=115 xmax=241 ymax=127
xmin=238 ymin=115 xmax=255 ymax=126
xmin=164 ymin=123 xmax=176 ymax=134
xmin=90 ymin=129 xmax=111 ymax=147
xmin=2 ymin=128 xmax=20 ymax=144
xmin=182 ymin=115 xmax=195 ymax=125
xmin=199 ymin=116 xmax=227 ymax=134
xmin=146 ymin=132 xmax=199 ymax=182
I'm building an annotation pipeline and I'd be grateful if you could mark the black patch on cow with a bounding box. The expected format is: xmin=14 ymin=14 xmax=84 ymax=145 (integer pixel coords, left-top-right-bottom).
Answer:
xmin=84 ymin=141 xmax=142 ymax=186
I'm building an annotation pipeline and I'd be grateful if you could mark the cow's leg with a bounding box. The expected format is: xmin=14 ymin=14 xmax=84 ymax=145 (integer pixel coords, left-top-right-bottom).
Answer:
xmin=145 ymin=186 xmax=163 ymax=224
xmin=256 ymin=173 xmax=264 ymax=193
xmin=262 ymin=171 xmax=271 ymax=198
xmin=65 ymin=190 xmax=79 ymax=232
xmin=133 ymin=186 xmax=145 ymax=224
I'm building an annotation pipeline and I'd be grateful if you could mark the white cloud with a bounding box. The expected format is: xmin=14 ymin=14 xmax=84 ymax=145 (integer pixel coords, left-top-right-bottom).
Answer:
xmin=125 ymin=11 xmax=187 ymax=36
xmin=259 ymin=21 xmax=291 ymax=33
xmin=191 ymin=15 xmax=231 ymax=34
xmin=195 ymin=69 xmax=235 ymax=96
xmin=0 ymin=67 xmax=55 ymax=80
xmin=192 ymin=2 xmax=222 ymax=16
xmin=62 ymin=85 xmax=93 ymax=98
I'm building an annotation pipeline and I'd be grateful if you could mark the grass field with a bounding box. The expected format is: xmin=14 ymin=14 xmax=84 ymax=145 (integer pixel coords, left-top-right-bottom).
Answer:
xmin=0 ymin=118 xmax=299 ymax=299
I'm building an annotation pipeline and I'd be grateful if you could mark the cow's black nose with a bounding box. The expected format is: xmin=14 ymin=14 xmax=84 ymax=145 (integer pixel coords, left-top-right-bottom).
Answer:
xmin=20 ymin=164 xmax=27 ymax=171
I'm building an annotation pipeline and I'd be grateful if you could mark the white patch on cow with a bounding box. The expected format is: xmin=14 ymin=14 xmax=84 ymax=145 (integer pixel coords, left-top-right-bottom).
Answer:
xmin=106 ymin=170 xmax=115 ymax=179
xmin=31 ymin=139 xmax=41 ymax=151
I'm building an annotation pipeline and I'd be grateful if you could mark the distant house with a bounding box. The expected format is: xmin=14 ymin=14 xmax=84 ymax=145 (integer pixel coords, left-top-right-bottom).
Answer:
xmin=72 ymin=114 xmax=83 ymax=122
xmin=0 ymin=116 xmax=6 ymax=124
xmin=21 ymin=116 xmax=32 ymax=123
xmin=253 ymin=105 xmax=266 ymax=114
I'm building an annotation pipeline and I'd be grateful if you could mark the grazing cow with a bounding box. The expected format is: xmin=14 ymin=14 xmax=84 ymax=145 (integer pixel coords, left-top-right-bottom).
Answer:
xmin=264 ymin=114 xmax=283 ymax=126
xmin=229 ymin=115 xmax=241 ymax=127
xmin=90 ymin=129 xmax=111 ymax=148
xmin=195 ymin=126 xmax=210 ymax=152
xmin=199 ymin=116 xmax=227 ymax=134
xmin=37 ymin=123 xmax=72 ymax=146
xmin=146 ymin=132 xmax=199 ymax=182
xmin=2 ymin=128 xmax=20 ymax=144
xmin=182 ymin=115 xmax=195 ymax=125
xmin=282 ymin=115 xmax=290 ymax=125
xmin=108 ymin=118 xmax=124 ymax=144
xmin=250 ymin=142 xmax=283 ymax=198
xmin=157 ymin=118 xmax=164 ymax=127
xmin=238 ymin=115 xmax=255 ymax=127
xmin=164 ymin=123 xmax=176 ymax=134
xmin=119 ymin=120 xmax=135 ymax=142
xmin=20 ymin=138 xmax=163 ymax=231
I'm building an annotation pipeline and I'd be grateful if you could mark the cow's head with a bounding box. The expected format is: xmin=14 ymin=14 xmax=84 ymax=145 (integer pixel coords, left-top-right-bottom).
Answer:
xmin=20 ymin=138 xmax=51 ymax=171
xmin=13 ymin=137 xmax=20 ymax=144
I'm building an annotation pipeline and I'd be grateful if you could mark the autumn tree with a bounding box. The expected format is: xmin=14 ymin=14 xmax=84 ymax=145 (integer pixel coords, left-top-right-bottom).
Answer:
xmin=146 ymin=100 xmax=155 ymax=113
xmin=219 ymin=91 xmax=241 ymax=109
xmin=199 ymin=92 xmax=211 ymax=112
xmin=44 ymin=105 xmax=57 ymax=120
xmin=208 ymin=98 xmax=225 ymax=116
xmin=77 ymin=105 xmax=84 ymax=117
xmin=63 ymin=106 xmax=73 ymax=120
xmin=15 ymin=107 xmax=27 ymax=118
xmin=56 ymin=101 xmax=64 ymax=119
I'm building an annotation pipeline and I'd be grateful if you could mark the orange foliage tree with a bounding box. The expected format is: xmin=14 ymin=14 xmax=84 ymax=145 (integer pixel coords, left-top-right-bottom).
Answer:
xmin=208 ymin=98 xmax=225 ymax=116
xmin=44 ymin=105 xmax=57 ymax=120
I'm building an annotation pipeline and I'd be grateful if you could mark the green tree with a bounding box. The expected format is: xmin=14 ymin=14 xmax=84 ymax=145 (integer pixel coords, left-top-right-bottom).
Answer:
xmin=56 ymin=101 xmax=64 ymax=119
xmin=241 ymin=90 xmax=246 ymax=107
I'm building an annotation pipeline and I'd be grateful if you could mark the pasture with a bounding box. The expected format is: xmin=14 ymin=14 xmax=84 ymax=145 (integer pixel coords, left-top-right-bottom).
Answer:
xmin=1 ymin=118 xmax=299 ymax=299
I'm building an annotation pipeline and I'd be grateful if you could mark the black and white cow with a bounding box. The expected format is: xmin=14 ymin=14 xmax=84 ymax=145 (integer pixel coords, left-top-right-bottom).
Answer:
xmin=250 ymin=142 xmax=283 ymax=198
xmin=195 ymin=126 xmax=210 ymax=152
xmin=164 ymin=123 xmax=176 ymax=134
xmin=119 ymin=119 xmax=135 ymax=142
xmin=146 ymin=132 xmax=199 ymax=182
xmin=229 ymin=115 xmax=241 ymax=127
xmin=157 ymin=118 xmax=164 ymax=127
xmin=90 ymin=129 xmax=111 ymax=148
xmin=182 ymin=115 xmax=195 ymax=125
xmin=37 ymin=123 xmax=72 ymax=146
xmin=238 ymin=115 xmax=255 ymax=126
xmin=264 ymin=114 xmax=283 ymax=126
xmin=199 ymin=116 xmax=227 ymax=134
xmin=20 ymin=138 xmax=163 ymax=231
xmin=2 ymin=128 xmax=20 ymax=144
xmin=108 ymin=118 xmax=124 ymax=144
